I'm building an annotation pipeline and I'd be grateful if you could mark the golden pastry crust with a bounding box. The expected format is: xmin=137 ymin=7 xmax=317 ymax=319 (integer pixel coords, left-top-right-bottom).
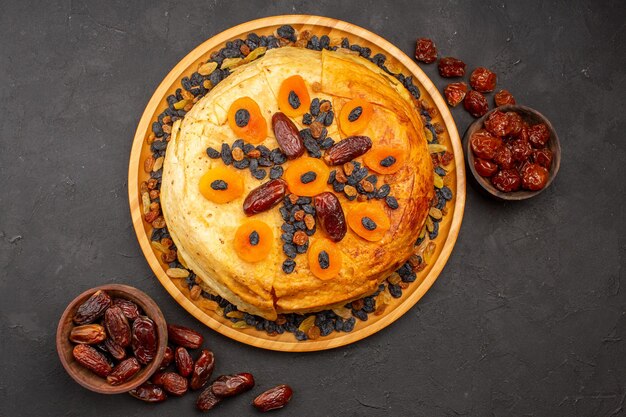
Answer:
xmin=161 ymin=48 xmax=433 ymax=320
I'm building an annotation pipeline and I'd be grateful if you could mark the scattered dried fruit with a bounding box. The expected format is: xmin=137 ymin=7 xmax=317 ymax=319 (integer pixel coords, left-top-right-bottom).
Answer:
xmin=175 ymin=346 xmax=194 ymax=377
xmin=444 ymin=82 xmax=468 ymax=107
xmin=494 ymin=89 xmax=516 ymax=106
xmin=167 ymin=324 xmax=204 ymax=349
xmin=463 ymin=90 xmax=489 ymax=118
xmin=211 ymin=373 xmax=255 ymax=398
xmin=197 ymin=387 xmax=221 ymax=411
xmin=414 ymin=38 xmax=437 ymax=63
xmin=438 ymin=57 xmax=466 ymax=78
xmin=129 ymin=383 xmax=167 ymax=403
xmin=190 ymin=349 xmax=215 ymax=390
xmin=73 ymin=290 xmax=112 ymax=325
xmin=469 ymin=67 xmax=497 ymax=92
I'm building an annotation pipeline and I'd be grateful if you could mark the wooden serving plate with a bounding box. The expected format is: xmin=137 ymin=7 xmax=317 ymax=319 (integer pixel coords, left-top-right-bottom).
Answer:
xmin=128 ymin=15 xmax=466 ymax=351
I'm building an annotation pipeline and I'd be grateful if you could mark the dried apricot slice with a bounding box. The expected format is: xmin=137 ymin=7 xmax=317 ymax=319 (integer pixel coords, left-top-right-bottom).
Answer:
xmin=227 ymin=97 xmax=268 ymax=144
xmin=233 ymin=220 xmax=273 ymax=263
xmin=199 ymin=166 xmax=244 ymax=204
xmin=363 ymin=147 xmax=405 ymax=175
xmin=278 ymin=75 xmax=310 ymax=117
xmin=308 ymin=238 xmax=342 ymax=280
xmin=284 ymin=157 xmax=329 ymax=197
xmin=338 ymin=98 xmax=373 ymax=136
xmin=347 ymin=202 xmax=390 ymax=241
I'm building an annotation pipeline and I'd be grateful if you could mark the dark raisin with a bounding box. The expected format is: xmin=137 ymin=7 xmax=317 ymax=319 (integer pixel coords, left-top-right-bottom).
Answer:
xmin=269 ymin=165 xmax=284 ymax=179
xmin=353 ymin=309 xmax=368 ymax=321
xmin=435 ymin=166 xmax=446 ymax=177
xmin=380 ymin=156 xmax=396 ymax=167
xmin=283 ymin=243 xmax=297 ymax=258
xmin=252 ymin=169 xmax=266 ymax=180
xmin=243 ymin=143 xmax=255 ymax=154
xmin=206 ymin=147 xmax=220 ymax=158
xmin=232 ymin=139 xmax=244 ymax=149
xmin=376 ymin=184 xmax=391 ymax=198
xmin=277 ymin=25 xmax=296 ymax=42
xmin=233 ymin=158 xmax=249 ymax=169
xmin=333 ymin=182 xmax=345 ymax=193
xmin=388 ymin=284 xmax=402 ymax=298
xmin=296 ymin=242 xmax=309 ymax=254
xmin=318 ymin=251 xmax=330 ymax=269
xmin=235 ymin=109 xmax=250 ymax=127
xmin=441 ymin=186 xmax=453 ymax=200
xmin=281 ymin=223 xmax=295 ymax=233
xmin=221 ymin=143 xmax=233 ymax=165
xmin=310 ymin=98 xmax=320 ymax=116
xmin=319 ymin=35 xmax=330 ymax=49
xmin=300 ymin=171 xmax=317 ymax=184
xmin=210 ymin=180 xmax=227 ymax=191
xmin=328 ymin=170 xmax=336 ymax=184
xmin=385 ymin=196 xmax=399 ymax=209
xmin=320 ymin=137 xmax=334 ymax=150
xmin=348 ymin=106 xmax=362 ymax=122
xmin=429 ymin=221 xmax=439 ymax=240
xmin=302 ymin=113 xmax=312 ymax=125
xmin=324 ymin=111 xmax=334 ymax=126
xmin=258 ymin=157 xmax=273 ymax=167
xmin=282 ymin=259 xmax=296 ymax=274
xmin=281 ymin=232 xmax=293 ymax=242
xmin=249 ymin=231 xmax=259 ymax=246
xmin=361 ymin=217 xmax=377 ymax=230
xmin=288 ymin=91 xmax=300 ymax=109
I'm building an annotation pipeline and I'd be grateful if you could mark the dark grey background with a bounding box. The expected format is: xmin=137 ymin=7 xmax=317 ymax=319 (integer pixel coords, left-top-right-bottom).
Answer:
xmin=1 ymin=0 xmax=624 ymax=416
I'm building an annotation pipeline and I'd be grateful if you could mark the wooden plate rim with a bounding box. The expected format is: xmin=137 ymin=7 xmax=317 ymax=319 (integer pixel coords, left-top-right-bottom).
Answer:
xmin=128 ymin=15 xmax=466 ymax=352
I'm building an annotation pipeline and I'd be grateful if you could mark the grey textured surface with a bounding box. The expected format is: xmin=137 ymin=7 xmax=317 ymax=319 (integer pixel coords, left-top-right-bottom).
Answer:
xmin=1 ymin=1 xmax=625 ymax=416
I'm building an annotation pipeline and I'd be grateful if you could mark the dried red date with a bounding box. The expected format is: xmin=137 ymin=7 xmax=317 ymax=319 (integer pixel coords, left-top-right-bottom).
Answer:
xmin=190 ymin=349 xmax=215 ymax=390
xmin=484 ymin=110 xmax=510 ymax=137
xmin=323 ymin=136 xmax=372 ymax=165
xmin=470 ymin=130 xmax=501 ymax=160
xmin=175 ymin=346 xmax=193 ymax=377
xmin=103 ymin=338 xmax=127 ymax=361
xmin=532 ymin=148 xmax=553 ymax=168
xmin=463 ymin=90 xmax=489 ymax=118
xmin=167 ymin=324 xmax=203 ymax=349
xmin=506 ymin=112 xmax=523 ymax=136
xmin=159 ymin=346 xmax=174 ymax=370
xmin=160 ymin=372 xmax=188 ymax=396
xmin=509 ymin=139 xmax=532 ymax=162
xmin=444 ymin=82 xmax=468 ymax=107
xmin=253 ymin=384 xmax=294 ymax=412
xmin=104 ymin=305 xmax=131 ymax=348
xmin=473 ymin=158 xmax=499 ymax=177
xmin=438 ymin=57 xmax=466 ymax=77
xmin=69 ymin=324 xmax=106 ymax=344
xmin=72 ymin=344 xmax=112 ymax=377
xmin=211 ymin=373 xmax=255 ymax=398
xmin=243 ymin=179 xmax=287 ymax=216
xmin=491 ymin=169 xmax=522 ymax=192
xmin=313 ymin=192 xmax=347 ymax=242
xmin=272 ymin=112 xmax=305 ymax=159
xmin=470 ymin=67 xmax=497 ymax=92
xmin=132 ymin=315 xmax=158 ymax=365
xmin=107 ymin=357 xmax=141 ymax=386
xmin=129 ymin=383 xmax=167 ymax=403
xmin=528 ymin=123 xmax=550 ymax=148
xmin=494 ymin=146 xmax=514 ymax=169
xmin=73 ymin=290 xmax=112 ymax=325
xmin=495 ymin=89 xmax=516 ymax=106
xmin=414 ymin=38 xmax=437 ymax=63
xmin=521 ymin=163 xmax=549 ymax=190
xmin=197 ymin=387 xmax=222 ymax=411
xmin=151 ymin=371 xmax=166 ymax=385
xmin=112 ymin=298 xmax=141 ymax=321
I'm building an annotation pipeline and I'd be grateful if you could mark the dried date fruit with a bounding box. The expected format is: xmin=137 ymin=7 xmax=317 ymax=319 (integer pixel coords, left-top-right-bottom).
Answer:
xmin=243 ymin=179 xmax=287 ymax=216
xmin=159 ymin=346 xmax=174 ymax=370
xmin=104 ymin=305 xmax=131 ymax=348
xmin=484 ymin=110 xmax=511 ymax=137
xmin=160 ymin=372 xmax=189 ymax=396
xmin=104 ymin=338 xmax=127 ymax=361
xmin=414 ymin=38 xmax=437 ymax=63
xmin=167 ymin=324 xmax=203 ymax=349
xmin=491 ymin=169 xmax=521 ymax=192
xmin=73 ymin=290 xmax=112 ymax=325
xmin=509 ymin=139 xmax=532 ymax=162
xmin=112 ymin=298 xmax=141 ymax=321
xmin=506 ymin=112 xmax=523 ymax=136
xmin=107 ymin=357 xmax=141 ymax=386
xmin=69 ymin=324 xmax=107 ymax=344
xmin=528 ymin=123 xmax=550 ymax=148
xmin=211 ymin=373 xmax=255 ymax=398
xmin=521 ymin=163 xmax=549 ymax=190
xmin=272 ymin=112 xmax=305 ymax=159
xmin=313 ymin=192 xmax=347 ymax=242
xmin=494 ymin=146 xmax=514 ymax=169
xmin=438 ymin=57 xmax=466 ymax=78
xmin=151 ymin=371 xmax=166 ymax=385
xmin=469 ymin=67 xmax=497 ymax=92
xmin=323 ymin=136 xmax=372 ymax=166
xmin=132 ymin=315 xmax=158 ymax=365
xmin=532 ymin=148 xmax=553 ymax=168
xmin=197 ymin=387 xmax=222 ymax=411
xmin=444 ymin=82 xmax=468 ymax=107
xmin=463 ymin=90 xmax=489 ymax=118
xmin=470 ymin=130 xmax=501 ymax=160
xmin=495 ymin=89 xmax=516 ymax=106
xmin=72 ymin=344 xmax=112 ymax=377
xmin=190 ymin=349 xmax=215 ymax=390
xmin=252 ymin=384 xmax=294 ymax=412
xmin=129 ymin=383 xmax=167 ymax=403
xmin=174 ymin=346 xmax=193 ymax=377
xmin=473 ymin=158 xmax=499 ymax=177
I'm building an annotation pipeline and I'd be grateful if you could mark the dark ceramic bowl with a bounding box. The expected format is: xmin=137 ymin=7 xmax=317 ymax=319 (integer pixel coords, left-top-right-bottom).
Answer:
xmin=56 ymin=284 xmax=167 ymax=394
xmin=464 ymin=105 xmax=561 ymax=200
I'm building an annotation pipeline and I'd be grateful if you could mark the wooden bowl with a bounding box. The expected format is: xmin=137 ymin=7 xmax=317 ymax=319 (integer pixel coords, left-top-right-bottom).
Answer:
xmin=128 ymin=15 xmax=466 ymax=351
xmin=56 ymin=284 xmax=167 ymax=394
xmin=464 ymin=105 xmax=561 ymax=200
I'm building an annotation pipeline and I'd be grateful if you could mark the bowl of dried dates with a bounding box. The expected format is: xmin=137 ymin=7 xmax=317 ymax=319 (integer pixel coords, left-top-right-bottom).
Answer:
xmin=465 ymin=105 xmax=561 ymax=200
xmin=56 ymin=284 xmax=168 ymax=394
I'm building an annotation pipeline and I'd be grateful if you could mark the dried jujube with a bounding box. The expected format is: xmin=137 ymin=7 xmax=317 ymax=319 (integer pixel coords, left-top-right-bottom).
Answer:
xmin=463 ymin=90 xmax=489 ymax=118
xmin=438 ymin=57 xmax=466 ymax=78
xmin=469 ymin=67 xmax=497 ymax=92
